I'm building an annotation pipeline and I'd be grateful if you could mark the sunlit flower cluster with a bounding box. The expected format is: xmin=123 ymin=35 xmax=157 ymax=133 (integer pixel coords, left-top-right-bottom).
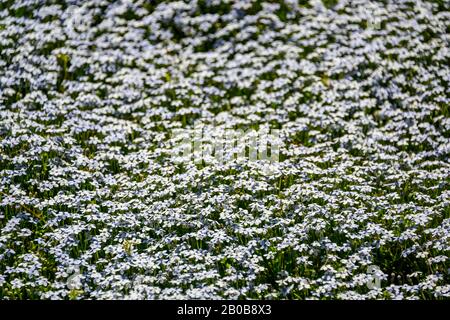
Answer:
xmin=0 ymin=0 xmax=449 ymax=299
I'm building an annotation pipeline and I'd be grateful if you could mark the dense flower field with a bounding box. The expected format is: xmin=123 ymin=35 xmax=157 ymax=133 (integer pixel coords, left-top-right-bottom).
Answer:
xmin=0 ymin=0 xmax=449 ymax=300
